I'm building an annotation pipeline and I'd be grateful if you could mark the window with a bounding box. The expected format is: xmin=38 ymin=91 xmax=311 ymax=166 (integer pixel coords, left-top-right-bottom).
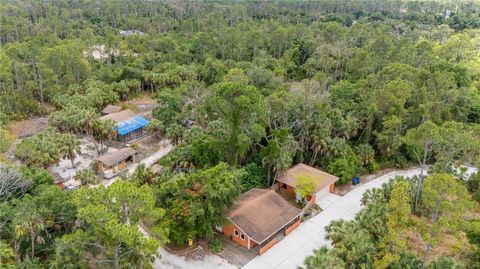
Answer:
xmin=234 ymin=229 xmax=239 ymax=237
xmin=240 ymin=233 xmax=245 ymax=240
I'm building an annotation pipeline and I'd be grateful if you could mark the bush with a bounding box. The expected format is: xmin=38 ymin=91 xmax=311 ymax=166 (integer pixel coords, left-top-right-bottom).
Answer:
xmin=465 ymin=220 xmax=480 ymax=246
xmin=237 ymin=163 xmax=266 ymax=192
xmin=428 ymin=256 xmax=458 ymax=269
xmin=209 ymin=237 xmax=223 ymax=254
xmin=367 ymin=161 xmax=380 ymax=173
xmin=328 ymin=154 xmax=362 ymax=184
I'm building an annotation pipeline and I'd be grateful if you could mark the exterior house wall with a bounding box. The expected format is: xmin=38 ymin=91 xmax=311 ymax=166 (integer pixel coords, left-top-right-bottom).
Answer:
xmin=222 ymin=222 xmax=253 ymax=249
xmin=56 ymin=182 xmax=65 ymax=190
xmin=118 ymin=128 xmax=147 ymax=143
xmin=97 ymin=162 xmax=103 ymax=173
xmin=259 ymin=238 xmax=278 ymax=255
xmin=329 ymin=183 xmax=335 ymax=192
xmin=118 ymin=160 xmax=125 ymax=170
xmin=285 ymin=218 xmax=301 ymax=236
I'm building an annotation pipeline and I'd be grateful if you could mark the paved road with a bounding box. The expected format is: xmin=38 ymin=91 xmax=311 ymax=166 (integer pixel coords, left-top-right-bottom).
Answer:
xmin=242 ymin=168 xmax=424 ymax=269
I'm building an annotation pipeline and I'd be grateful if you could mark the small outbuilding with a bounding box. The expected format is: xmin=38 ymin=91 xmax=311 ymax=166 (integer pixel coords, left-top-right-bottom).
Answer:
xmin=276 ymin=163 xmax=339 ymax=205
xmin=221 ymin=188 xmax=302 ymax=255
xmin=96 ymin=148 xmax=137 ymax=178
xmin=101 ymin=105 xmax=122 ymax=115
xmin=99 ymin=109 xmax=150 ymax=143
xmin=52 ymin=172 xmax=69 ymax=190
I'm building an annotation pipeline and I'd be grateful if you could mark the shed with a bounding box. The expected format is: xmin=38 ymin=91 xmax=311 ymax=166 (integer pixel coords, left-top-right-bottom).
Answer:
xmin=222 ymin=189 xmax=302 ymax=255
xmin=52 ymin=172 xmax=69 ymax=190
xmin=96 ymin=148 xmax=137 ymax=178
xmin=99 ymin=109 xmax=149 ymax=143
xmin=276 ymin=163 xmax=339 ymax=205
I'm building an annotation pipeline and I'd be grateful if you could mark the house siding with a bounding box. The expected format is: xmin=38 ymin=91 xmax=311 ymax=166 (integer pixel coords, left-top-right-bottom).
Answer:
xmin=329 ymin=183 xmax=335 ymax=192
xmin=222 ymin=222 xmax=253 ymax=249
xmin=285 ymin=218 xmax=301 ymax=235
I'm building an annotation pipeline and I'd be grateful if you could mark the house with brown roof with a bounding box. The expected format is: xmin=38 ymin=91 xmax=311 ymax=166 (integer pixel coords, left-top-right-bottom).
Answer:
xmin=276 ymin=163 xmax=339 ymax=205
xmin=221 ymin=188 xmax=302 ymax=255
xmin=96 ymin=148 xmax=137 ymax=178
xmin=99 ymin=109 xmax=150 ymax=143
xmin=52 ymin=172 xmax=69 ymax=190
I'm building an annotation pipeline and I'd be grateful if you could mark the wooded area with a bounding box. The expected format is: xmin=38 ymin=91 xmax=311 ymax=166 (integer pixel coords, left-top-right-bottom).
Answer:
xmin=1 ymin=0 xmax=480 ymax=268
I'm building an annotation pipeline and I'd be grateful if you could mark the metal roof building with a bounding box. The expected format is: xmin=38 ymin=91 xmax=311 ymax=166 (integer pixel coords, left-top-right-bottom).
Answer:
xmin=99 ymin=109 xmax=150 ymax=143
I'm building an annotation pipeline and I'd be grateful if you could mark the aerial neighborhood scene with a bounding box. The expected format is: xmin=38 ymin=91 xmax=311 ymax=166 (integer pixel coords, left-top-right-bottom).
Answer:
xmin=2 ymin=0 xmax=480 ymax=268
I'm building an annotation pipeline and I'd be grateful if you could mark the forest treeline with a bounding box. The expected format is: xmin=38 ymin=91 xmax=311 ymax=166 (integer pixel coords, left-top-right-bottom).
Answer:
xmin=2 ymin=0 xmax=480 ymax=268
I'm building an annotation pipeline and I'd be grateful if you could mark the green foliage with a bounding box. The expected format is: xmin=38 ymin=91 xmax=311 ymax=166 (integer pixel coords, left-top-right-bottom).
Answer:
xmin=327 ymin=152 xmax=362 ymax=184
xmin=156 ymin=163 xmax=239 ymax=244
xmin=236 ymin=162 xmax=267 ymax=192
xmin=465 ymin=220 xmax=480 ymax=246
xmin=428 ymin=257 xmax=459 ymax=269
xmin=419 ymin=173 xmax=475 ymax=268
xmin=63 ymin=181 xmax=168 ymax=268
xmin=302 ymin=246 xmax=345 ymax=269
xmin=74 ymin=168 xmax=97 ymax=186
xmin=209 ymin=237 xmax=223 ymax=254
xmin=15 ymin=128 xmax=81 ymax=168
xmin=296 ymin=175 xmax=318 ymax=199
xmin=0 ymin=128 xmax=14 ymax=154
xmin=131 ymin=163 xmax=155 ymax=186
xmin=375 ymin=181 xmax=412 ymax=268
xmin=0 ymin=240 xmax=16 ymax=268
xmin=205 ymin=82 xmax=267 ymax=165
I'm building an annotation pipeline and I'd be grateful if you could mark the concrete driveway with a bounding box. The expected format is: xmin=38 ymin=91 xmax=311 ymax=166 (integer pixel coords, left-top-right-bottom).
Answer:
xmin=242 ymin=168 xmax=424 ymax=269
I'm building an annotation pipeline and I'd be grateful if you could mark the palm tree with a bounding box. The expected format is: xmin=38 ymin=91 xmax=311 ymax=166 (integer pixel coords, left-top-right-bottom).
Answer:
xmin=83 ymin=108 xmax=97 ymax=135
xmin=75 ymin=168 xmax=97 ymax=186
xmin=356 ymin=144 xmax=375 ymax=166
xmin=93 ymin=119 xmax=116 ymax=154
xmin=132 ymin=164 xmax=155 ymax=186
xmin=147 ymin=118 xmax=165 ymax=138
xmin=61 ymin=134 xmax=81 ymax=168
xmin=0 ymin=241 xmax=16 ymax=266
xmin=14 ymin=212 xmax=48 ymax=259
xmin=166 ymin=123 xmax=184 ymax=145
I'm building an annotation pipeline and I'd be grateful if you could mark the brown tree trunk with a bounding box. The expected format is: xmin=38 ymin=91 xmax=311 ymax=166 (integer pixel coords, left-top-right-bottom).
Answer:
xmin=114 ymin=244 xmax=120 ymax=269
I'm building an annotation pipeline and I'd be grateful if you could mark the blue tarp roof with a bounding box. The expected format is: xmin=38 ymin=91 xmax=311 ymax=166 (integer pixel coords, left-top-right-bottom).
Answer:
xmin=116 ymin=115 xmax=149 ymax=136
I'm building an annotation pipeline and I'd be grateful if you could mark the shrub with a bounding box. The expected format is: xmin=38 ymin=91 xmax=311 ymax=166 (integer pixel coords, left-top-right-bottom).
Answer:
xmin=209 ymin=237 xmax=223 ymax=254
xmin=328 ymin=154 xmax=362 ymax=184
xmin=237 ymin=163 xmax=266 ymax=192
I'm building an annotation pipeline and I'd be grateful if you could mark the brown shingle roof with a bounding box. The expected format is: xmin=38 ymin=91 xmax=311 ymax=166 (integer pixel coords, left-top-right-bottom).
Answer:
xmin=96 ymin=148 xmax=136 ymax=166
xmin=52 ymin=172 xmax=68 ymax=184
xmin=226 ymin=188 xmax=302 ymax=244
xmin=277 ymin=163 xmax=339 ymax=193
xmin=99 ymin=109 xmax=136 ymax=123
xmin=102 ymin=105 xmax=122 ymax=114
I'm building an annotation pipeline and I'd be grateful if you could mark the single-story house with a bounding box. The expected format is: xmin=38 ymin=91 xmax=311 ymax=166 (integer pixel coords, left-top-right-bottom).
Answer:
xmin=102 ymin=105 xmax=122 ymax=115
xmin=276 ymin=163 xmax=339 ymax=205
xmin=52 ymin=172 xmax=69 ymax=190
xmin=221 ymin=188 xmax=302 ymax=255
xmin=99 ymin=109 xmax=149 ymax=143
xmin=96 ymin=148 xmax=137 ymax=178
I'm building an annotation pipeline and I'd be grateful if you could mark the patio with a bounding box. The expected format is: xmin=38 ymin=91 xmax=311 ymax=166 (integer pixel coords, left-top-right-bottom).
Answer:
xmin=216 ymin=234 xmax=258 ymax=268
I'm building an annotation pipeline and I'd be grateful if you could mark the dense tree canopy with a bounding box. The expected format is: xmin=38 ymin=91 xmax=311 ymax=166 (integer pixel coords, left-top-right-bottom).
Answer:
xmin=2 ymin=0 xmax=480 ymax=268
